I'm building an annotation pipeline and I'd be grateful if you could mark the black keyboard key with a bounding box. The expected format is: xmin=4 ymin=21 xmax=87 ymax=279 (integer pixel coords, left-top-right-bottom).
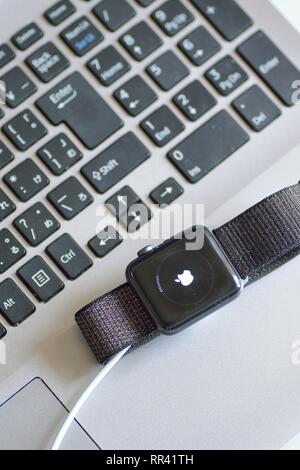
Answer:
xmin=46 ymin=234 xmax=93 ymax=280
xmin=232 ymin=85 xmax=281 ymax=132
xmin=36 ymin=72 xmax=123 ymax=150
xmin=17 ymin=256 xmax=64 ymax=303
xmin=4 ymin=159 xmax=49 ymax=202
xmin=0 ymin=279 xmax=35 ymax=326
xmin=147 ymin=51 xmax=189 ymax=91
xmin=45 ymin=0 xmax=76 ymax=26
xmin=89 ymin=227 xmax=122 ymax=258
xmin=150 ymin=177 xmax=183 ymax=206
xmin=205 ymin=55 xmax=248 ymax=96
xmin=48 ymin=176 xmax=93 ymax=220
xmin=178 ymin=26 xmax=221 ymax=66
xmin=173 ymin=80 xmax=216 ymax=121
xmin=87 ymin=46 xmax=130 ymax=86
xmin=1 ymin=66 xmax=37 ymax=108
xmin=0 ymin=44 xmax=15 ymax=69
xmin=168 ymin=110 xmax=249 ymax=183
xmin=60 ymin=16 xmax=104 ymax=57
xmin=120 ymin=21 xmax=162 ymax=61
xmin=37 ymin=133 xmax=82 ymax=176
xmin=0 ymin=229 xmax=26 ymax=274
xmin=106 ymin=187 xmax=152 ymax=233
xmin=238 ymin=30 xmax=300 ymax=107
xmin=0 ymin=323 xmax=6 ymax=339
xmin=114 ymin=75 xmax=157 ymax=116
xmin=141 ymin=105 xmax=184 ymax=147
xmin=81 ymin=132 xmax=150 ymax=193
xmin=14 ymin=203 xmax=60 ymax=247
xmin=0 ymin=109 xmax=4 ymax=120
xmin=136 ymin=0 xmax=155 ymax=6
xmin=0 ymin=189 xmax=16 ymax=222
xmin=191 ymin=0 xmax=253 ymax=41
xmin=26 ymin=42 xmax=70 ymax=83
xmin=12 ymin=22 xmax=43 ymax=51
xmin=152 ymin=0 xmax=194 ymax=37
xmin=93 ymin=0 xmax=136 ymax=32
xmin=0 ymin=141 xmax=14 ymax=170
xmin=2 ymin=110 xmax=47 ymax=152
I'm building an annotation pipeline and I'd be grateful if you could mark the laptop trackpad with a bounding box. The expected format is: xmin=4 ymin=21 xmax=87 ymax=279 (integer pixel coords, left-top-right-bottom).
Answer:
xmin=0 ymin=378 xmax=99 ymax=450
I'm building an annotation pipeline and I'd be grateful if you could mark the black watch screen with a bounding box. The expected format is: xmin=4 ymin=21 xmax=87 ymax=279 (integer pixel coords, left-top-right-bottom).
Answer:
xmin=127 ymin=227 xmax=243 ymax=334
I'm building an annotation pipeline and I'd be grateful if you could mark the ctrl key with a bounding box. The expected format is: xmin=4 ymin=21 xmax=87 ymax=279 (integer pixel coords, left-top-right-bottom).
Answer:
xmin=46 ymin=234 xmax=93 ymax=280
xmin=0 ymin=279 xmax=36 ymax=326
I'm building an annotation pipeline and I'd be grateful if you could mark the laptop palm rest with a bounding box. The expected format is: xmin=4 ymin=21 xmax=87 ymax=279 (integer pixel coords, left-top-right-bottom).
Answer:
xmin=0 ymin=378 xmax=99 ymax=450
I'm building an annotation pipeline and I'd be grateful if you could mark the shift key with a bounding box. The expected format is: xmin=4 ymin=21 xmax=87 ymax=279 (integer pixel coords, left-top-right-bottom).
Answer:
xmin=238 ymin=31 xmax=300 ymax=107
xmin=168 ymin=111 xmax=249 ymax=183
xmin=36 ymin=72 xmax=123 ymax=149
xmin=81 ymin=132 xmax=150 ymax=193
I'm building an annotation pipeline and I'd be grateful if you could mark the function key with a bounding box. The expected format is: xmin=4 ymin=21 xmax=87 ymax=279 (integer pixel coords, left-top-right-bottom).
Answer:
xmin=191 ymin=0 xmax=253 ymax=41
xmin=205 ymin=55 xmax=248 ymax=96
xmin=81 ymin=132 xmax=150 ymax=194
xmin=46 ymin=234 xmax=93 ymax=280
xmin=45 ymin=0 xmax=76 ymax=26
xmin=0 ymin=189 xmax=16 ymax=222
xmin=17 ymin=256 xmax=64 ymax=303
xmin=87 ymin=46 xmax=130 ymax=87
xmin=114 ymin=75 xmax=157 ymax=116
xmin=232 ymin=85 xmax=281 ymax=132
xmin=106 ymin=186 xmax=152 ymax=233
xmin=47 ymin=176 xmax=93 ymax=220
xmin=26 ymin=42 xmax=70 ymax=83
xmin=150 ymin=177 xmax=183 ymax=206
xmin=60 ymin=16 xmax=104 ymax=57
xmin=0 ymin=323 xmax=6 ymax=339
xmin=1 ymin=66 xmax=37 ymax=108
xmin=12 ymin=22 xmax=43 ymax=51
xmin=2 ymin=110 xmax=47 ymax=152
xmin=173 ymin=80 xmax=216 ymax=121
xmin=136 ymin=0 xmax=156 ymax=6
xmin=89 ymin=226 xmax=122 ymax=258
xmin=0 ymin=44 xmax=15 ymax=69
xmin=93 ymin=0 xmax=136 ymax=32
xmin=14 ymin=202 xmax=60 ymax=247
xmin=238 ymin=30 xmax=300 ymax=107
xmin=4 ymin=159 xmax=49 ymax=202
xmin=147 ymin=50 xmax=189 ymax=91
xmin=168 ymin=110 xmax=249 ymax=183
xmin=37 ymin=133 xmax=82 ymax=176
xmin=36 ymin=72 xmax=122 ymax=150
xmin=0 ymin=279 xmax=36 ymax=326
xmin=0 ymin=141 xmax=14 ymax=170
xmin=152 ymin=0 xmax=194 ymax=37
xmin=178 ymin=26 xmax=221 ymax=66
xmin=141 ymin=105 xmax=184 ymax=147
xmin=0 ymin=229 xmax=26 ymax=275
xmin=120 ymin=21 xmax=162 ymax=61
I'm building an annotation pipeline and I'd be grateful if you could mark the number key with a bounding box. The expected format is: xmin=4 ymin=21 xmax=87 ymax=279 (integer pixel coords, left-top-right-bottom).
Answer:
xmin=173 ymin=80 xmax=216 ymax=121
xmin=152 ymin=0 xmax=194 ymax=37
xmin=114 ymin=75 xmax=157 ymax=116
xmin=178 ymin=26 xmax=221 ymax=66
xmin=205 ymin=55 xmax=248 ymax=96
xmin=0 ymin=229 xmax=26 ymax=274
xmin=141 ymin=105 xmax=184 ymax=147
xmin=120 ymin=21 xmax=162 ymax=61
xmin=147 ymin=51 xmax=189 ymax=91
xmin=87 ymin=46 xmax=130 ymax=86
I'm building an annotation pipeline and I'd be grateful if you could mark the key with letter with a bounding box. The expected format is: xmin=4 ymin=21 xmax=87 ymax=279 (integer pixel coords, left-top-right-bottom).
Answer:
xmin=36 ymin=72 xmax=123 ymax=149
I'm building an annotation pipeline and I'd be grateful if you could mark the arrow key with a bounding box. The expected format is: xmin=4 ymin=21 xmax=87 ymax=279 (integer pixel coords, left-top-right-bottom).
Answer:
xmin=150 ymin=177 xmax=183 ymax=207
xmin=89 ymin=226 xmax=122 ymax=258
xmin=0 ymin=66 xmax=37 ymax=109
xmin=173 ymin=80 xmax=216 ymax=121
xmin=114 ymin=75 xmax=157 ymax=116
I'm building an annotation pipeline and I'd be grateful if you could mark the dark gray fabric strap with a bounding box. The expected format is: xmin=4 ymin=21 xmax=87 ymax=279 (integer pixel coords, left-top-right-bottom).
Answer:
xmin=76 ymin=184 xmax=300 ymax=364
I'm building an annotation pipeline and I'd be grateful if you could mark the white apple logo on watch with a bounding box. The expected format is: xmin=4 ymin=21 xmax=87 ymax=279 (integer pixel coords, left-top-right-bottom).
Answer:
xmin=175 ymin=270 xmax=194 ymax=287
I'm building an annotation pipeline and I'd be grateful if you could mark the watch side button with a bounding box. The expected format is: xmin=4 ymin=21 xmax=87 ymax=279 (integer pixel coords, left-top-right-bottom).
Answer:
xmin=138 ymin=246 xmax=154 ymax=257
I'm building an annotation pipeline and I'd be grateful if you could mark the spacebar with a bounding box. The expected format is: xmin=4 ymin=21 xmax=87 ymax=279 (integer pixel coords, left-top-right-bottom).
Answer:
xmin=36 ymin=71 xmax=123 ymax=149
xmin=168 ymin=110 xmax=249 ymax=183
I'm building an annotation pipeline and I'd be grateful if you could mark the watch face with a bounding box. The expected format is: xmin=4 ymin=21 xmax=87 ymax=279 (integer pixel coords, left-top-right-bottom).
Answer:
xmin=127 ymin=227 xmax=243 ymax=334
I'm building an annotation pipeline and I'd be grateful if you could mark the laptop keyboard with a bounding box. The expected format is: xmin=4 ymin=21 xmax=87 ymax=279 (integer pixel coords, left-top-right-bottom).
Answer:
xmin=0 ymin=0 xmax=299 ymax=333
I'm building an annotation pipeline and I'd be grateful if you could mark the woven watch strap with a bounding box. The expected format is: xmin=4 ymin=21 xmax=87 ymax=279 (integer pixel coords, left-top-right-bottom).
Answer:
xmin=76 ymin=184 xmax=300 ymax=364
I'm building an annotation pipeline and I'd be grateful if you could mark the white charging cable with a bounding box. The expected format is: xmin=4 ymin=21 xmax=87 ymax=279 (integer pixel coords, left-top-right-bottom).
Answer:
xmin=51 ymin=346 xmax=131 ymax=450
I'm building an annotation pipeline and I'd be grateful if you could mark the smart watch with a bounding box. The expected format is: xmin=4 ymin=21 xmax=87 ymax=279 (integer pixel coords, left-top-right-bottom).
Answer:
xmin=76 ymin=184 xmax=300 ymax=364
